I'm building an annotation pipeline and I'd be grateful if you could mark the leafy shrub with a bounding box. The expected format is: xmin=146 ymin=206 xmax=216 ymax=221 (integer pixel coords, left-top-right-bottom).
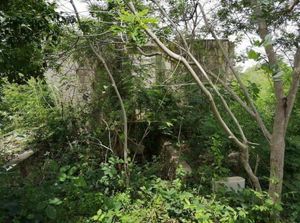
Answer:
xmin=88 ymin=158 xmax=281 ymax=223
xmin=0 ymin=78 xmax=84 ymax=143
xmin=0 ymin=153 xmax=282 ymax=223
xmin=0 ymin=78 xmax=57 ymax=132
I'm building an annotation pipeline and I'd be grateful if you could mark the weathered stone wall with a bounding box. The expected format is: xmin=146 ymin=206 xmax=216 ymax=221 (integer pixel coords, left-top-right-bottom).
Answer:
xmin=45 ymin=59 xmax=95 ymax=105
xmin=46 ymin=39 xmax=234 ymax=104
xmin=133 ymin=39 xmax=234 ymax=87
xmin=191 ymin=39 xmax=234 ymax=76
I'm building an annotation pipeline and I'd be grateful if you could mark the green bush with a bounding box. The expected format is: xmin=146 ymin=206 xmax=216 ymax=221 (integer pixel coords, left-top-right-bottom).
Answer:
xmin=0 ymin=78 xmax=84 ymax=143
xmin=88 ymin=158 xmax=281 ymax=223
xmin=0 ymin=78 xmax=55 ymax=131
xmin=0 ymin=154 xmax=281 ymax=223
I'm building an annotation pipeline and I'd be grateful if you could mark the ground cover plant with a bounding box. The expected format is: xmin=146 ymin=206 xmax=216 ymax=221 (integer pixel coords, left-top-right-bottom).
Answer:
xmin=1 ymin=0 xmax=300 ymax=222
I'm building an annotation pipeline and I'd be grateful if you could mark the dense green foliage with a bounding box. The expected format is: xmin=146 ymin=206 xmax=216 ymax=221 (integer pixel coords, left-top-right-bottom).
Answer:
xmin=1 ymin=0 xmax=300 ymax=222
xmin=0 ymin=0 xmax=65 ymax=83
xmin=0 ymin=62 xmax=295 ymax=223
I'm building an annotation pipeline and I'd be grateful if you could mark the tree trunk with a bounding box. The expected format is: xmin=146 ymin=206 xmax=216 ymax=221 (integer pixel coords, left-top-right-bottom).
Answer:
xmin=269 ymin=100 xmax=286 ymax=203
xmin=240 ymin=149 xmax=262 ymax=191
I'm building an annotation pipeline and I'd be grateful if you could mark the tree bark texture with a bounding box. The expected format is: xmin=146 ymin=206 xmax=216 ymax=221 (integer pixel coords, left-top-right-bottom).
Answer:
xmin=269 ymin=99 xmax=287 ymax=202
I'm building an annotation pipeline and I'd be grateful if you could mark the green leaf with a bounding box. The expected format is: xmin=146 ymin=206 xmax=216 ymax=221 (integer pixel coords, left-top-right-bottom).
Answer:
xmin=260 ymin=63 xmax=273 ymax=74
xmin=141 ymin=17 xmax=158 ymax=25
xmin=68 ymin=166 xmax=78 ymax=175
xmin=253 ymin=40 xmax=262 ymax=47
xmin=165 ymin=121 xmax=173 ymax=127
xmin=119 ymin=10 xmax=136 ymax=23
xmin=259 ymin=0 xmax=272 ymax=5
xmin=45 ymin=205 xmax=57 ymax=219
xmin=49 ymin=198 xmax=63 ymax=206
xmin=59 ymin=173 xmax=67 ymax=182
xmin=74 ymin=176 xmax=87 ymax=188
xmin=137 ymin=9 xmax=149 ymax=17
xmin=26 ymin=214 xmax=35 ymax=219
xmin=247 ymin=50 xmax=260 ymax=60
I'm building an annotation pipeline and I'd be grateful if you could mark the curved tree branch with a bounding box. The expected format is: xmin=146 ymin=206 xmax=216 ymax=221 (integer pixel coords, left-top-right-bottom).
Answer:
xmin=151 ymin=0 xmax=248 ymax=143
xmin=199 ymin=2 xmax=271 ymax=142
xmin=69 ymin=0 xmax=129 ymax=180
xmin=127 ymin=1 xmax=261 ymax=191
xmin=285 ymin=47 xmax=300 ymax=130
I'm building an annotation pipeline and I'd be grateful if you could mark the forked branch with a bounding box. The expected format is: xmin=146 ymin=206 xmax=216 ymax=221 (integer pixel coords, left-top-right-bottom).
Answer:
xmin=127 ymin=1 xmax=261 ymax=191
xmin=199 ymin=2 xmax=271 ymax=142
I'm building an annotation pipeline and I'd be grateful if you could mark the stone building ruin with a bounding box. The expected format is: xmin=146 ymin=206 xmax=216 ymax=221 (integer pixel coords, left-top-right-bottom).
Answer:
xmin=45 ymin=39 xmax=234 ymax=105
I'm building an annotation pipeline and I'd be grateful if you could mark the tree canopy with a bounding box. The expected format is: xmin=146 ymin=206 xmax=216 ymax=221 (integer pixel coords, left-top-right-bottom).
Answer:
xmin=0 ymin=0 xmax=64 ymax=83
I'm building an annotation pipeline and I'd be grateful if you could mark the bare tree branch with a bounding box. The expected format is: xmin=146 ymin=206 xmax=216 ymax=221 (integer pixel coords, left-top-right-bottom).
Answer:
xmin=207 ymin=70 xmax=256 ymax=117
xmin=128 ymin=2 xmax=245 ymax=148
xmin=152 ymin=0 xmax=249 ymax=143
xmin=69 ymin=0 xmax=129 ymax=181
xmin=287 ymin=0 xmax=300 ymax=12
xmin=137 ymin=46 xmax=162 ymax=57
xmin=285 ymin=47 xmax=300 ymax=130
xmin=187 ymin=51 xmax=248 ymax=143
xmin=151 ymin=0 xmax=189 ymax=50
xmin=199 ymin=2 xmax=271 ymax=142
xmin=127 ymin=1 xmax=262 ymax=191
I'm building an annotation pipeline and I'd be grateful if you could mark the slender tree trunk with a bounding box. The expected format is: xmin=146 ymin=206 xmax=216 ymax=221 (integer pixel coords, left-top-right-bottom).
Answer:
xmin=240 ymin=148 xmax=262 ymax=191
xmin=269 ymin=137 xmax=285 ymax=203
xmin=269 ymin=101 xmax=286 ymax=202
xmin=69 ymin=0 xmax=129 ymax=185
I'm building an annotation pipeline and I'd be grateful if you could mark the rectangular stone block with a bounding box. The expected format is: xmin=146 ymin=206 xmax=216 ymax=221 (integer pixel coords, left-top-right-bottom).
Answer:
xmin=212 ymin=176 xmax=245 ymax=192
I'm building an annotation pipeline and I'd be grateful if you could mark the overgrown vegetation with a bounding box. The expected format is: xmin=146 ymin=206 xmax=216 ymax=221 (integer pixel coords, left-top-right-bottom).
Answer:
xmin=0 ymin=59 xmax=298 ymax=223
xmin=1 ymin=0 xmax=300 ymax=222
